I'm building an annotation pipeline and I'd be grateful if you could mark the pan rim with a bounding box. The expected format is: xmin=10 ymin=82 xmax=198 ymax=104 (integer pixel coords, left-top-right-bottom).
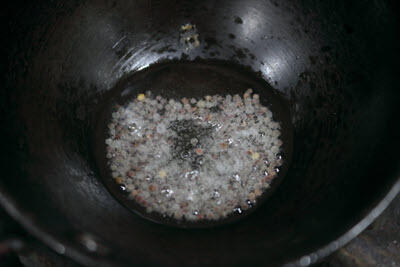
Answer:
xmin=0 ymin=177 xmax=398 ymax=266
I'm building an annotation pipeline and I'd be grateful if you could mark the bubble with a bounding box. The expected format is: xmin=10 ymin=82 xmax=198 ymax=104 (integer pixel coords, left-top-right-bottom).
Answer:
xmin=234 ymin=207 xmax=242 ymax=214
xmin=196 ymin=157 xmax=204 ymax=166
xmin=128 ymin=123 xmax=137 ymax=131
xmin=233 ymin=173 xmax=241 ymax=182
xmin=213 ymin=190 xmax=220 ymax=199
xmin=180 ymin=151 xmax=191 ymax=159
xmin=185 ymin=170 xmax=199 ymax=181
xmin=161 ymin=187 xmax=174 ymax=198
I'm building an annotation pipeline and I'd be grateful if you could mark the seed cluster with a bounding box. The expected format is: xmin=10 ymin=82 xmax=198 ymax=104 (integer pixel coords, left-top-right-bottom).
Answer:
xmin=105 ymin=89 xmax=283 ymax=221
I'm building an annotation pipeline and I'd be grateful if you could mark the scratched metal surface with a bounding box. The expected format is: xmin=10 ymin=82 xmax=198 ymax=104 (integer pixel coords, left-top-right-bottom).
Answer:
xmin=316 ymin=193 xmax=400 ymax=267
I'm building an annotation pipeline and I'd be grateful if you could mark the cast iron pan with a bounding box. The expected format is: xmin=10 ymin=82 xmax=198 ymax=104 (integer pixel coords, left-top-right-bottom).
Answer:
xmin=0 ymin=0 xmax=399 ymax=266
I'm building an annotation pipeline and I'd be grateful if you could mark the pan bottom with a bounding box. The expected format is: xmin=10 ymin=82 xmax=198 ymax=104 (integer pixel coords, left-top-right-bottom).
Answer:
xmin=92 ymin=60 xmax=293 ymax=228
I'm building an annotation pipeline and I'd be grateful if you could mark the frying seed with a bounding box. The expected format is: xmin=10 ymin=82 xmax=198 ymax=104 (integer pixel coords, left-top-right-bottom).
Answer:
xmin=254 ymin=187 xmax=263 ymax=197
xmin=137 ymin=93 xmax=146 ymax=101
xmin=195 ymin=148 xmax=203 ymax=155
xmin=126 ymin=171 xmax=135 ymax=178
xmin=158 ymin=170 xmax=167 ymax=179
xmin=149 ymin=184 xmax=157 ymax=192
xmin=252 ymin=152 xmax=260 ymax=160
xmin=105 ymin=89 xmax=283 ymax=221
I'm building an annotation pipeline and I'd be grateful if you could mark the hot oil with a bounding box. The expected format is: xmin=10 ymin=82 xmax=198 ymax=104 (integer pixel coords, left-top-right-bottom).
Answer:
xmin=92 ymin=60 xmax=293 ymax=228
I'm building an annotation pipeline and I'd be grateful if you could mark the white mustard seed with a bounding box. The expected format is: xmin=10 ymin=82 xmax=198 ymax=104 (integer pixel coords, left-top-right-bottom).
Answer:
xmin=106 ymin=91 xmax=283 ymax=221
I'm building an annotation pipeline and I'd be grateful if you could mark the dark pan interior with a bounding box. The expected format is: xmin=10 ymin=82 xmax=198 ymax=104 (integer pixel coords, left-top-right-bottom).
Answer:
xmin=1 ymin=0 xmax=399 ymax=266
xmin=92 ymin=60 xmax=294 ymax=228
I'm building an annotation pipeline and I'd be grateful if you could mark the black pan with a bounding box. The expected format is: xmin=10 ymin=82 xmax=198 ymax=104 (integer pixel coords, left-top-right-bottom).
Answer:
xmin=0 ymin=0 xmax=399 ymax=266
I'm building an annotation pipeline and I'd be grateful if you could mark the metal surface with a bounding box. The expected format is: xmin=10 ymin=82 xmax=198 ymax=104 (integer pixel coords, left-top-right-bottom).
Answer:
xmin=314 ymin=192 xmax=400 ymax=267
xmin=3 ymin=192 xmax=400 ymax=266
xmin=330 ymin=194 xmax=400 ymax=267
xmin=0 ymin=0 xmax=399 ymax=266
